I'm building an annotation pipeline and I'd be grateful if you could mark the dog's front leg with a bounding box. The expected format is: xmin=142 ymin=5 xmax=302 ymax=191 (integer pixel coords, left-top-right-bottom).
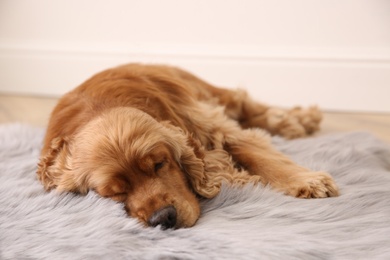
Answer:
xmin=224 ymin=129 xmax=339 ymax=198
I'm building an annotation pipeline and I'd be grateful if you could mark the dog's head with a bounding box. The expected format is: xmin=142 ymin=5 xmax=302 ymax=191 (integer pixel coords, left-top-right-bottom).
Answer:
xmin=37 ymin=107 xmax=207 ymax=229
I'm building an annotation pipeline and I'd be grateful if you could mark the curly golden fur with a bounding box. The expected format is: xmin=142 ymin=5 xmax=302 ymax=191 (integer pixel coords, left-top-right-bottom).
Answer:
xmin=37 ymin=63 xmax=338 ymax=229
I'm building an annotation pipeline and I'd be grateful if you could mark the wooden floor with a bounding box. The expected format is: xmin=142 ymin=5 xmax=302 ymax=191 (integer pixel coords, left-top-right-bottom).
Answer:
xmin=1 ymin=94 xmax=390 ymax=144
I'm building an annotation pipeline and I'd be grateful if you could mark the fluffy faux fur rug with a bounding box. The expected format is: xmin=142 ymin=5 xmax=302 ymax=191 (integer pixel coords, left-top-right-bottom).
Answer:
xmin=1 ymin=124 xmax=390 ymax=260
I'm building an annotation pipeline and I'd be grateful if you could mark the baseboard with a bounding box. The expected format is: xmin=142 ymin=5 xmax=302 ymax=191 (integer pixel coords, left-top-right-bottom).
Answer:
xmin=1 ymin=44 xmax=389 ymax=112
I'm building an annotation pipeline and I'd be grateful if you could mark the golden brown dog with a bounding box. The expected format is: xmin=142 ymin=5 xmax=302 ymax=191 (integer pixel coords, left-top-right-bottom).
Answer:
xmin=37 ymin=63 xmax=338 ymax=229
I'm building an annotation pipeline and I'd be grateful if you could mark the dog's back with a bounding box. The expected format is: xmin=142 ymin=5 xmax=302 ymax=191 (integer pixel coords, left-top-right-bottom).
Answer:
xmin=42 ymin=64 xmax=212 ymax=156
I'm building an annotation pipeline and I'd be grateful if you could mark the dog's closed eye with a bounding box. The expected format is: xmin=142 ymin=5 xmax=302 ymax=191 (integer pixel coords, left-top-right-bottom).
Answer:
xmin=154 ymin=162 xmax=165 ymax=172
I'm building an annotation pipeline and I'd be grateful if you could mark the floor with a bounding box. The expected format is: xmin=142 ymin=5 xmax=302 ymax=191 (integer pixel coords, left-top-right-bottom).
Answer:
xmin=1 ymin=94 xmax=390 ymax=144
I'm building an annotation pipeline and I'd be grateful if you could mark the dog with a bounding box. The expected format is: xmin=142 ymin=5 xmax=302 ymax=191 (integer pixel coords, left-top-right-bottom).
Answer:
xmin=37 ymin=63 xmax=338 ymax=229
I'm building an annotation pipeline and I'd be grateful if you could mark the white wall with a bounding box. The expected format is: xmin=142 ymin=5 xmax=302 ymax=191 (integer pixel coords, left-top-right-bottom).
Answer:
xmin=1 ymin=0 xmax=390 ymax=112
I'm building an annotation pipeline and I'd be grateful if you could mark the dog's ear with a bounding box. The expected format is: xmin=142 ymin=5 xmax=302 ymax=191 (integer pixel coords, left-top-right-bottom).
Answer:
xmin=161 ymin=122 xmax=221 ymax=198
xmin=37 ymin=137 xmax=80 ymax=193
xmin=178 ymin=136 xmax=219 ymax=198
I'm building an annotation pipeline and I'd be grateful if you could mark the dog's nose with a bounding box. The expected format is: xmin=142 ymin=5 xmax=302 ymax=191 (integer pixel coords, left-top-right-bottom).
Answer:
xmin=148 ymin=206 xmax=177 ymax=229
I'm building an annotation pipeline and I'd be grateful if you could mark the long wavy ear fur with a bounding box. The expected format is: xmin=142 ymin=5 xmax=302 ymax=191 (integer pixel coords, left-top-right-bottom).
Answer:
xmin=36 ymin=137 xmax=77 ymax=192
xmin=161 ymin=122 xmax=223 ymax=199
xmin=160 ymin=121 xmax=213 ymax=198
xmin=178 ymin=136 xmax=212 ymax=198
xmin=163 ymin=121 xmax=264 ymax=199
xmin=180 ymin=135 xmax=264 ymax=199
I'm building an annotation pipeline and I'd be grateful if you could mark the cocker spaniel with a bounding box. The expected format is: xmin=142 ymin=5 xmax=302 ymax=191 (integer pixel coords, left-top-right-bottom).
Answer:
xmin=37 ymin=63 xmax=338 ymax=229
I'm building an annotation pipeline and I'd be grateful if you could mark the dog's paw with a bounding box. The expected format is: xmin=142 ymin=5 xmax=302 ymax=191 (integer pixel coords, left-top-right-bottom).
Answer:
xmin=266 ymin=108 xmax=307 ymax=139
xmin=289 ymin=106 xmax=322 ymax=135
xmin=284 ymin=171 xmax=339 ymax=198
xmin=264 ymin=106 xmax=323 ymax=139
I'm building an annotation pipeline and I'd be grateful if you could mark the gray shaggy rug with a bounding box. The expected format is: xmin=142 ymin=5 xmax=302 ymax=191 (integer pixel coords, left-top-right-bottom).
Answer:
xmin=1 ymin=124 xmax=390 ymax=260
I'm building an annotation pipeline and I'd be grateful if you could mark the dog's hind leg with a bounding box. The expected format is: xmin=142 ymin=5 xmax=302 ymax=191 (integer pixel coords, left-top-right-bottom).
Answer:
xmin=171 ymin=65 xmax=321 ymax=139
xmin=210 ymin=87 xmax=323 ymax=139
